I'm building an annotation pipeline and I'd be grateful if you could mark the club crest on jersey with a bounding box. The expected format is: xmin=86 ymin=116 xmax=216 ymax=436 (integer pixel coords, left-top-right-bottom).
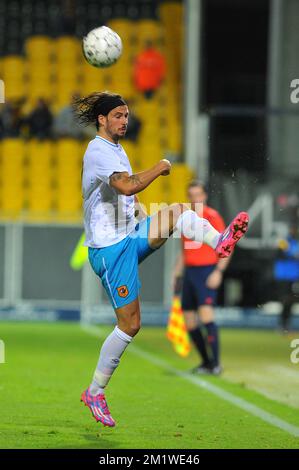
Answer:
xmin=117 ymin=285 xmax=129 ymax=298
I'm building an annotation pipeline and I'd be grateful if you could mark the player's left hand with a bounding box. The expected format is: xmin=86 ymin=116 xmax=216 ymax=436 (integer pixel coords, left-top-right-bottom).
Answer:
xmin=206 ymin=269 xmax=223 ymax=289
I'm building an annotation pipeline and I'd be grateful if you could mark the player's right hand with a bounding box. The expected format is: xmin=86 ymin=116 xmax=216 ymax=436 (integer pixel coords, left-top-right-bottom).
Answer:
xmin=158 ymin=159 xmax=171 ymax=176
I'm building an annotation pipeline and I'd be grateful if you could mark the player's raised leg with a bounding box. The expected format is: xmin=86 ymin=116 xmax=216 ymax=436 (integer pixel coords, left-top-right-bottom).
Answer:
xmin=148 ymin=203 xmax=216 ymax=248
xmin=148 ymin=203 xmax=249 ymax=255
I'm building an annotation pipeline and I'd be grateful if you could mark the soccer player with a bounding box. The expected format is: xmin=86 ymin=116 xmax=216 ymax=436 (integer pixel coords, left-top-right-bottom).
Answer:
xmin=75 ymin=91 xmax=249 ymax=427
xmin=173 ymin=181 xmax=230 ymax=375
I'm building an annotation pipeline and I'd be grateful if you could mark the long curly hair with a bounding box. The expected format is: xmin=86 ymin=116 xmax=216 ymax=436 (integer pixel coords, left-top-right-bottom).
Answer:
xmin=73 ymin=91 xmax=125 ymax=130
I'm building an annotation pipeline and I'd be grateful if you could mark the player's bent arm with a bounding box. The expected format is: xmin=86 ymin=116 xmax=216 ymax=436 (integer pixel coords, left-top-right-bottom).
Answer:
xmin=109 ymin=160 xmax=171 ymax=196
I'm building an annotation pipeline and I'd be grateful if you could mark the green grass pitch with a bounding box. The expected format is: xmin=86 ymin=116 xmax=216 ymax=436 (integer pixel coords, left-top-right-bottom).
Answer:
xmin=0 ymin=321 xmax=299 ymax=449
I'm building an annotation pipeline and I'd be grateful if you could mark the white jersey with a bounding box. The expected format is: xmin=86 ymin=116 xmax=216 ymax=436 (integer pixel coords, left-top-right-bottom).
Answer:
xmin=82 ymin=135 xmax=135 ymax=248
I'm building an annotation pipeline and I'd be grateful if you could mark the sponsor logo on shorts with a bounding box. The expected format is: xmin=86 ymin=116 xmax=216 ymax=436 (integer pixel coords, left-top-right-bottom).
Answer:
xmin=117 ymin=285 xmax=129 ymax=298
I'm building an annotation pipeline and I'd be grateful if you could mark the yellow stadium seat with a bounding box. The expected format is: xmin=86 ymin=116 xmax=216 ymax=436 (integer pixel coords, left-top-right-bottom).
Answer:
xmin=58 ymin=184 xmax=81 ymax=197
xmin=54 ymin=139 xmax=82 ymax=216
xmin=107 ymin=19 xmax=134 ymax=41
xmin=81 ymin=61 xmax=108 ymax=82
xmin=56 ymin=138 xmax=81 ymax=158
xmin=4 ymin=82 xmax=26 ymax=100
xmin=2 ymin=56 xmax=25 ymax=79
xmin=27 ymin=62 xmax=53 ymax=81
xmin=27 ymin=192 xmax=53 ymax=214
xmin=137 ymin=144 xmax=163 ymax=169
xmin=2 ymin=138 xmax=24 ymax=159
xmin=108 ymin=58 xmax=131 ymax=74
xmin=136 ymin=20 xmax=163 ymax=50
xmin=27 ymin=82 xmax=54 ymax=103
xmin=121 ymin=140 xmax=136 ymax=158
xmin=159 ymin=2 xmax=183 ymax=24
xmin=167 ymin=164 xmax=194 ymax=204
xmin=55 ymin=139 xmax=82 ymax=183
xmin=134 ymin=99 xmax=159 ymax=115
xmin=56 ymin=185 xmax=82 ymax=215
xmin=27 ymin=77 xmax=53 ymax=89
xmin=109 ymin=81 xmax=134 ymax=100
xmin=56 ymin=82 xmax=80 ymax=107
xmin=54 ymin=37 xmax=81 ymax=63
xmin=27 ymin=81 xmax=54 ymax=103
xmin=1 ymin=189 xmax=24 ymax=215
xmin=25 ymin=36 xmax=53 ymax=62
xmin=121 ymin=140 xmax=140 ymax=171
xmin=82 ymin=74 xmax=106 ymax=87
xmin=81 ymin=82 xmax=109 ymax=97
xmin=81 ymin=63 xmax=108 ymax=95
xmin=1 ymin=139 xmax=25 ymax=215
xmin=138 ymin=124 xmax=161 ymax=141
xmin=163 ymin=123 xmax=182 ymax=153
xmin=138 ymin=178 xmax=167 ymax=214
xmin=80 ymin=139 xmax=91 ymax=155
xmin=55 ymin=64 xmax=81 ymax=83
xmin=56 ymin=77 xmax=79 ymax=90
xmin=0 ymin=140 xmax=2 ymax=183
xmin=27 ymin=137 xmax=53 ymax=215
xmin=27 ymin=139 xmax=53 ymax=178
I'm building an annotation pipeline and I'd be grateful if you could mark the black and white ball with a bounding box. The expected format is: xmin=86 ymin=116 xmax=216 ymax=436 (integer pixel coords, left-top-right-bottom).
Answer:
xmin=82 ymin=26 xmax=122 ymax=68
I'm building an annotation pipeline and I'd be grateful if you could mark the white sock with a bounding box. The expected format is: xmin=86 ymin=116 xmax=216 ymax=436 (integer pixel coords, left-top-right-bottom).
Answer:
xmin=175 ymin=210 xmax=221 ymax=249
xmin=89 ymin=326 xmax=132 ymax=396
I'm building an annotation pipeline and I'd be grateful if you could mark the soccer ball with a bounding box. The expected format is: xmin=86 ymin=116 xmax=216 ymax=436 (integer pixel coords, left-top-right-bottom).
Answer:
xmin=82 ymin=26 xmax=122 ymax=68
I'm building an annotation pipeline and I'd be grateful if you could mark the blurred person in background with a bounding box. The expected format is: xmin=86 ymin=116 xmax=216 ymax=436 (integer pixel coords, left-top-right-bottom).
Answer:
xmin=123 ymin=99 xmax=141 ymax=142
xmin=26 ymin=98 xmax=53 ymax=140
xmin=173 ymin=181 xmax=230 ymax=375
xmin=0 ymin=99 xmax=23 ymax=138
xmin=274 ymin=223 xmax=299 ymax=333
xmin=54 ymin=93 xmax=85 ymax=139
xmin=133 ymin=40 xmax=166 ymax=99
